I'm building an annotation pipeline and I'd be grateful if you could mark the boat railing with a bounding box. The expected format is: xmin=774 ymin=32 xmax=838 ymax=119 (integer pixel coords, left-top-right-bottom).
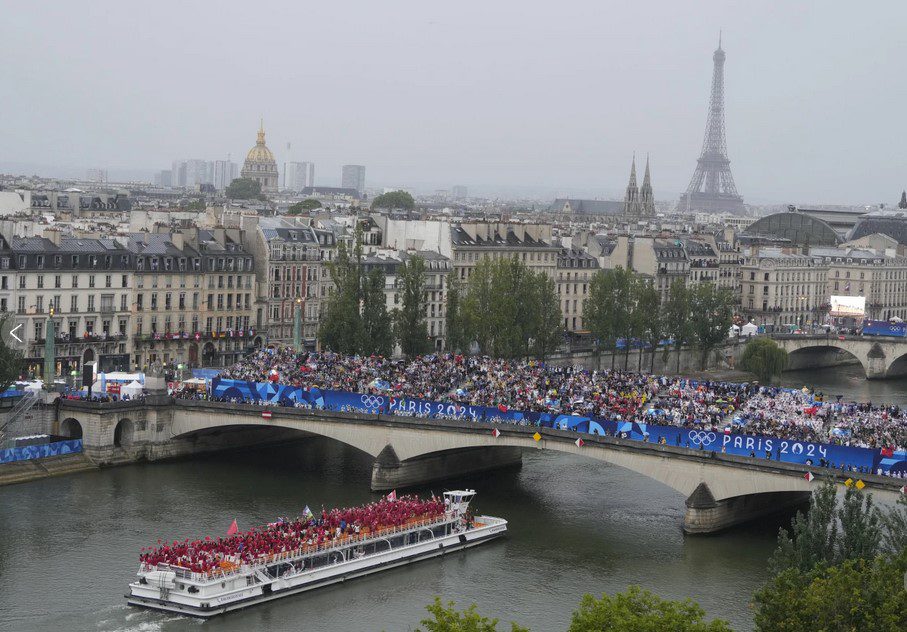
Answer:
xmin=140 ymin=514 xmax=453 ymax=584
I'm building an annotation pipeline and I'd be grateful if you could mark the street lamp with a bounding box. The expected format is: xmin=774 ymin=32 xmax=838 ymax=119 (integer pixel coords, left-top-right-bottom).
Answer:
xmin=293 ymin=297 xmax=302 ymax=353
xmin=43 ymin=301 xmax=56 ymax=389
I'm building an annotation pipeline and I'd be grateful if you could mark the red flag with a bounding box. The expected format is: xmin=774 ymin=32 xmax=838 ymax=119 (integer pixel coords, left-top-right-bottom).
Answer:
xmin=498 ymin=404 xmax=508 ymax=413
xmin=386 ymin=490 xmax=397 ymax=501
xmin=804 ymin=472 xmax=815 ymax=482
xmin=491 ymin=428 xmax=501 ymax=438
xmin=227 ymin=519 xmax=238 ymax=536
xmin=575 ymin=438 xmax=585 ymax=447
xmin=881 ymin=447 xmax=894 ymax=458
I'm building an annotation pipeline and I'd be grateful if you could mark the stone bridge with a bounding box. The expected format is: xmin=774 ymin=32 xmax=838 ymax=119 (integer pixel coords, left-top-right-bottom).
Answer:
xmin=53 ymin=399 xmax=905 ymax=534
xmin=772 ymin=334 xmax=907 ymax=379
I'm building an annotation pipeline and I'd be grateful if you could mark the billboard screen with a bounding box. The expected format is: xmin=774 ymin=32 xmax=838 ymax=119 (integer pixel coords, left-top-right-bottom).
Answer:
xmin=829 ymin=295 xmax=866 ymax=317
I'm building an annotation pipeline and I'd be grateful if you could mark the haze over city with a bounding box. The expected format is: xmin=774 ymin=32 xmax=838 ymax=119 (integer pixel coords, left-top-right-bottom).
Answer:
xmin=2 ymin=1 xmax=907 ymax=202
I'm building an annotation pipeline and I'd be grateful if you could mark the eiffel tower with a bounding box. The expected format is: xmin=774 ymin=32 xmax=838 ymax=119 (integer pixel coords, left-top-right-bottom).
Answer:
xmin=678 ymin=35 xmax=745 ymax=215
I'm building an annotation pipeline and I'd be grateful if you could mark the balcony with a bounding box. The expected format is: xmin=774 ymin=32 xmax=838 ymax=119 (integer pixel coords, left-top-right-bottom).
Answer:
xmin=35 ymin=333 xmax=127 ymax=344
xmin=133 ymin=328 xmax=257 ymax=343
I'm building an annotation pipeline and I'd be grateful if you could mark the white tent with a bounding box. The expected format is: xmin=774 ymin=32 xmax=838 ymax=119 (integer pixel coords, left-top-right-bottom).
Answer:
xmin=741 ymin=322 xmax=759 ymax=337
xmin=121 ymin=380 xmax=144 ymax=398
xmin=728 ymin=324 xmax=740 ymax=338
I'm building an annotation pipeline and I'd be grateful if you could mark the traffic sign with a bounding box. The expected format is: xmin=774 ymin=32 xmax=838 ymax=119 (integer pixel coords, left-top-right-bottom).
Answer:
xmin=261 ymin=410 xmax=273 ymax=420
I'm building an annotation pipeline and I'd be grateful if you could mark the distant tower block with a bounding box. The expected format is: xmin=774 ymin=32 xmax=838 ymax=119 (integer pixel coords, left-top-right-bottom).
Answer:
xmin=678 ymin=35 xmax=745 ymax=215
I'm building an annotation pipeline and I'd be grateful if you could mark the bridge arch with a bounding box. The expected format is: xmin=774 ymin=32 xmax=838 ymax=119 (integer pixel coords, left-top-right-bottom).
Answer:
xmin=60 ymin=418 xmax=83 ymax=439
xmin=884 ymin=350 xmax=907 ymax=378
xmin=114 ymin=418 xmax=135 ymax=447
xmin=784 ymin=343 xmax=866 ymax=377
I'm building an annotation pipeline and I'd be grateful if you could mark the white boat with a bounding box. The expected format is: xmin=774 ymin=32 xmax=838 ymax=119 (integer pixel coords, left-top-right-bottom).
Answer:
xmin=126 ymin=490 xmax=506 ymax=618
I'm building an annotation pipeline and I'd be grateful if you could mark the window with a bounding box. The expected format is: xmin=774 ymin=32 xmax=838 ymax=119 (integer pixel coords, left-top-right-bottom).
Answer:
xmin=18 ymin=276 xmax=24 ymax=289
xmin=70 ymin=295 xmax=78 ymax=312
xmin=122 ymin=274 xmax=128 ymax=288
xmin=89 ymin=275 xmax=95 ymax=288
xmin=87 ymin=295 xmax=95 ymax=311
xmin=120 ymin=295 xmax=127 ymax=311
xmin=72 ymin=275 xmax=78 ymax=288
xmin=36 ymin=296 xmax=44 ymax=312
xmin=17 ymin=296 xmax=25 ymax=314
xmin=54 ymin=275 xmax=61 ymax=288
xmin=179 ymin=293 xmax=185 ymax=309
xmin=54 ymin=255 xmax=62 ymax=268
xmin=150 ymin=294 xmax=157 ymax=310
xmin=105 ymin=275 xmax=112 ymax=288
xmin=137 ymin=294 xmax=143 ymax=309
xmin=165 ymin=293 xmax=172 ymax=310
xmin=37 ymin=275 xmax=44 ymax=289
xmin=36 ymin=255 xmax=44 ymax=269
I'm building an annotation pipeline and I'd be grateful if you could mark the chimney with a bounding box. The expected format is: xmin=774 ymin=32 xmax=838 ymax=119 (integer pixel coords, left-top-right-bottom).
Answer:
xmin=43 ymin=228 xmax=62 ymax=246
xmin=171 ymin=232 xmax=184 ymax=251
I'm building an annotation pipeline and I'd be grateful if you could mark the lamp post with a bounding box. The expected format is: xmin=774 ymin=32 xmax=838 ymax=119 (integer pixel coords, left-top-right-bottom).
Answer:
xmin=293 ymin=298 xmax=302 ymax=353
xmin=43 ymin=302 xmax=56 ymax=389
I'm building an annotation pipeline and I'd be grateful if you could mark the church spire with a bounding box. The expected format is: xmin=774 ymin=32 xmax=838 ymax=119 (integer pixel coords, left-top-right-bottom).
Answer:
xmin=639 ymin=154 xmax=655 ymax=217
xmin=899 ymin=190 xmax=907 ymax=209
xmin=622 ymin=155 xmax=642 ymax=217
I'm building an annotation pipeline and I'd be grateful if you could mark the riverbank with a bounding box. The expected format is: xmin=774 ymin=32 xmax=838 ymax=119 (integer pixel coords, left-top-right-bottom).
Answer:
xmin=0 ymin=453 xmax=98 ymax=486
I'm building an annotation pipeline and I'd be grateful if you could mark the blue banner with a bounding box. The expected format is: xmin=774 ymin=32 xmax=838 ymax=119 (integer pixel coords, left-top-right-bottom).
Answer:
xmin=208 ymin=379 xmax=906 ymax=477
xmin=0 ymin=439 xmax=83 ymax=464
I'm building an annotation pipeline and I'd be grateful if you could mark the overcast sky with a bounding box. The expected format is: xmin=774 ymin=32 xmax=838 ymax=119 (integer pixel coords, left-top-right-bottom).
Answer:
xmin=2 ymin=1 xmax=906 ymax=204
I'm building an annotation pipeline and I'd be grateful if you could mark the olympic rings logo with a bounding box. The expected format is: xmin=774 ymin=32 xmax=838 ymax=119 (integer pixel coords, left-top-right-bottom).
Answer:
xmin=360 ymin=395 xmax=385 ymax=409
xmin=687 ymin=430 xmax=716 ymax=446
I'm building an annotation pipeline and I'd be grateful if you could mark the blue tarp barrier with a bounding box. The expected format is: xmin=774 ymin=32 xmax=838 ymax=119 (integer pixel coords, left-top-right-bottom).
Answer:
xmin=209 ymin=378 xmax=907 ymax=476
xmin=0 ymin=439 xmax=83 ymax=464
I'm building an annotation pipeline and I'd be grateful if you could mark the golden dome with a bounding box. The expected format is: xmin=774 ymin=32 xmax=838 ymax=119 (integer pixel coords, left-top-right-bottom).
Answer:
xmin=245 ymin=121 xmax=276 ymax=164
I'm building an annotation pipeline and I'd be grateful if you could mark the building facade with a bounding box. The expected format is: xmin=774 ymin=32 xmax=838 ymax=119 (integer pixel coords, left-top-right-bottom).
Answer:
xmin=557 ymin=247 xmax=599 ymax=332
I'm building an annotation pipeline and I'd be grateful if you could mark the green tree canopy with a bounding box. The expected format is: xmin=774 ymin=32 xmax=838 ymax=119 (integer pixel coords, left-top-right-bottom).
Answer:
xmin=689 ymin=282 xmax=735 ymax=369
xmin=445 ymin=276 xmax=467 ymax=354
xmin=769 ymin=480 xmax=885 ymax=576
xmin=362 ymin=267 xmax=394 ymax=357
xmin=754 ymin=553 xmax=907 ymax=632
xmin=417 ymin=597 xmax=528 ymax=632
xmin=318 ymin=240 xmax=364 ymax=354
xmin=661 ymin=279 xmax=693 ymax=373
xmin=394 ymin=255 xmax=432 ymax=357
xmin=372 ymin=190 xmax=415 ymax=210
xmin=287 ymin=198 xmax=322 ymax=214
xmin=225 ymin=178 xmax=264 ymax=200
xmin=738 ymin=337 xmax=788 ymax=384
xmin=460 ymin=257 xmax=562 ymax=359
xmin=567 ymin=586 xmax=732 ymax=632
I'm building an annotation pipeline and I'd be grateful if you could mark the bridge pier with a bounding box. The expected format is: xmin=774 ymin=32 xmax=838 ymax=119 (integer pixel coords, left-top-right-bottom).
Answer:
xmin=370 ymin=445 xmax=522 ymax=491
xmin=683 ymin=483 xmax=810 ymax=534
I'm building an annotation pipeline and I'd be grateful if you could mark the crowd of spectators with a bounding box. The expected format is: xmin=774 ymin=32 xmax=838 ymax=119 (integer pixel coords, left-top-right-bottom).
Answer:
xmin=140 ymin=496 xmax=446 ymax=574
xmin=217 ymin=350 xmax=907 ymax=456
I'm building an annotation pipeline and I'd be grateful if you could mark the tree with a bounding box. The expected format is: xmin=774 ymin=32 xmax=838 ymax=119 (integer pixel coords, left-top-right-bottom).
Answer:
xmin=395 ymin=255 xmax=431 ymax=357
xmin=584 ymin=268 xmax=617 ymax=364
xmin=770 ymin=480 xmax=889 ymax=577
xmin=361 ymin=267 xmax=394 ymax=357
xmin=882 ymin=495 xmax=907 ymax=553
xmin=318 ymin=241 xmax=364 ymax=354
xmin=689 ymin=283 xmax=734 ymax=370
xmin=567 ymin=586 xmax=732 ymax=632
xmin=445 ymin=276 xmax=467 ymax=353
xmin=225 ymin=178 xmax=263 ymax=200
xmin=460 ymin=257 xmax=561 ymax=359
xmin=634 ymin=281 xmax=664 ymax=373
xmin=372 ymin=190 xmax=415 ymax=210
xmin=0 ymin=314 xmax=23 ymax=392
xmin=754 ymin=553 xmax=907 ymax=632
xmin=287 ymin=199 xmax=322 ymax=214
xmin=738 ymin=338 xmax=788 ymax=383
xmin=662 ymin=279 xmax=692 ymax=373
xmin=417 ymin=597 xmax=529 ymax=632
xmin=528 ymin=271 xmax=564 ymax=361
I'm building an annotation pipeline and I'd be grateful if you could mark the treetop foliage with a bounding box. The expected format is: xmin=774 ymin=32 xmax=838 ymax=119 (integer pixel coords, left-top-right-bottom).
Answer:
xmin=372 ymin=190 xmax=415 ymax=210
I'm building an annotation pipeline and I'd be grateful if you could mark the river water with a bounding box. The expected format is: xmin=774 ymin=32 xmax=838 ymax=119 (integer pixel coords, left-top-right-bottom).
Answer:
xmin=0 ymin=366 xmax=901 ymax=632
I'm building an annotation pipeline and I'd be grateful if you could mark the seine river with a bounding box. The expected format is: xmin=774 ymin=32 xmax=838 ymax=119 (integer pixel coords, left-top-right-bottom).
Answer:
xmin=0 ymin=365 xmax=902 ymax=632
